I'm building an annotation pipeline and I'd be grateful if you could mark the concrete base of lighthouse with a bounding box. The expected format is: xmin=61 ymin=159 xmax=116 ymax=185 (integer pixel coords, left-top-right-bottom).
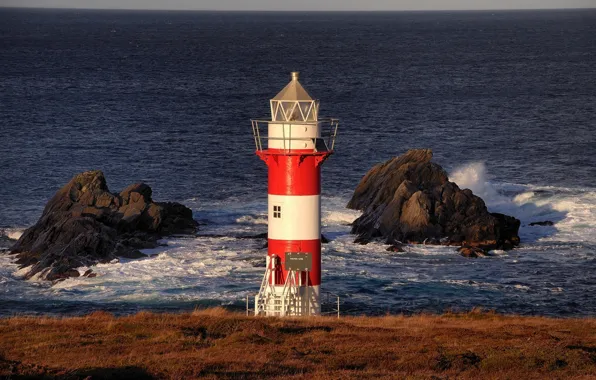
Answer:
xmin=255 ymin=253 xmax=320 ymax=317
xmin=255 ymin=285 xmax=320 ymax=317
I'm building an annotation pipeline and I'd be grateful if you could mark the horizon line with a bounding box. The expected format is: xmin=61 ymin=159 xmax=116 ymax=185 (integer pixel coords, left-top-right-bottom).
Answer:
xmin=1 ymin=5 xmax=595 ymax=12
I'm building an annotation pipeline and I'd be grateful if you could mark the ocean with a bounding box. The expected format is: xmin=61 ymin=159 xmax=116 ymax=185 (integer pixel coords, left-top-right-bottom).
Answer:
xmin=0 ymin=8 xmax=595 ymax=317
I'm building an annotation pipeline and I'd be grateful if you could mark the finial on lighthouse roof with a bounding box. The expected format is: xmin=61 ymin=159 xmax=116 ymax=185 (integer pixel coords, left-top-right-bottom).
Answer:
xmin=272 ymin=71 xmax=313 ymax=101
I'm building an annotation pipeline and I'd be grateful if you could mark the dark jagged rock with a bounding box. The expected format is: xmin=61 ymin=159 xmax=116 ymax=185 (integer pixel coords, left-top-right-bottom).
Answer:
xmin=458 ymin=246 xmax=488 ymax=258
xmin=529 ymin=220 xmax=554 ymax=227
xmin=386 ymin=243 xmax=405 ymax=253
xmin=0 ymin=230 xmax=15 ymax=252
xmin=9 ymin=170 xmax=198 ymax=281
xmin=347 ymin=149 xmax=520 ymax=252
xmin=244 ymin=232 xmax=268 ymax=239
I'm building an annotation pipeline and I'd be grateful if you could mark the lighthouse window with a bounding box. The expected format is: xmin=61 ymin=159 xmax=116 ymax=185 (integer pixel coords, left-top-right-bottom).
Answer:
xmin=273 ymin=205 xmax=282 ymax=219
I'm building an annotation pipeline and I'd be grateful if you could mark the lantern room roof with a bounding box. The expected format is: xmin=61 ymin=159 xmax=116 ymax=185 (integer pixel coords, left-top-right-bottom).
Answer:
xmin=272 ymin=72 xmax=314 ymax=101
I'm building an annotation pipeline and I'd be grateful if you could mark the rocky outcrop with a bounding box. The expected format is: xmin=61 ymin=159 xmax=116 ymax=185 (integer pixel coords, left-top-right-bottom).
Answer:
xmin=0 ymin=231 xmax=15 ymax=253
xmin=347 ymin=149 xmax=520 ymax=254
xmin=458 ymin=246 xmax=488 ymax=258
xmin=9 ymin=171 xmax=198 ymax=281
xmin=529 ymin=221 xmax=554 ymax=226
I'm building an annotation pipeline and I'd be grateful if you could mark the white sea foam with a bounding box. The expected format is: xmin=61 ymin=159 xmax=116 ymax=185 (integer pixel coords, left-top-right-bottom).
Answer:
xmin=13 ymin=265 xmax=31 ymax=278
xmin=43 ymin=235 xmax=265 ymax=302
xmin=321 ymin=196 xmax=360 ymax=225
xmin=0 ymin=165 xmax=594 ymax=315
xmin=235 ymin=215 xmax=268 ymax=225
xmin=450 ymin=162 xmax=596 ymax=244
xmin=322 ymin=209 xmax=360 ymax=226
xmin=488 ymin=249 xmax=507 ymax=256
xmin=512 ymin=192 xmax=534 ymax=204
xmin=450 ymin=162 xmax=510 ymax=208
xmin=2 ymin=228 xmax=25 ymax=241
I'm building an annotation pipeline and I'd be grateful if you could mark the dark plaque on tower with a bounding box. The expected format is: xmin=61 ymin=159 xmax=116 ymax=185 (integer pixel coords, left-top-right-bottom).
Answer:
xmin=285 ymin=252 xmax=312 ymax=271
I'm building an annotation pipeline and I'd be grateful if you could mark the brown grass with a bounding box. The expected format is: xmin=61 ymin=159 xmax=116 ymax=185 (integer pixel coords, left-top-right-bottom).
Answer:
xmin=1 ymin=308 xmax=595 ymax=379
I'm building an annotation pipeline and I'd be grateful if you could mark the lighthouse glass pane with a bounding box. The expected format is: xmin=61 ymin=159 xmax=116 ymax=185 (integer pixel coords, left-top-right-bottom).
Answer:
xmin=283 ymin=102 xmax=303 ymax=121
xmin=299 ymin=102 xmax=312 ymax=121
xmin=274 ymin=102 xmax=284 ymax=120
xmin=272 ymin=102 xmax=283 ymax=121
xmin=280 ymin=102 xmax=291 ymax=120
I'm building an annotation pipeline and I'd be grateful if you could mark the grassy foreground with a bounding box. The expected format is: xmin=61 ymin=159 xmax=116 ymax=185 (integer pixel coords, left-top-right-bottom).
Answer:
xmin=1 ymin=309 xmax=595 ymax=379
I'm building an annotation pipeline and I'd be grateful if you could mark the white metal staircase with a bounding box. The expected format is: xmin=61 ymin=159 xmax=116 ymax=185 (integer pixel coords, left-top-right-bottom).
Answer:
xmin=255 ymin=256 xmax=311 ymax=317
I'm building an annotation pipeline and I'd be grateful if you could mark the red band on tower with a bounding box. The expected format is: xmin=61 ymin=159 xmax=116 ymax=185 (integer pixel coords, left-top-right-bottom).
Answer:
xmin=267 ymin=154 xmax=321 ymax=195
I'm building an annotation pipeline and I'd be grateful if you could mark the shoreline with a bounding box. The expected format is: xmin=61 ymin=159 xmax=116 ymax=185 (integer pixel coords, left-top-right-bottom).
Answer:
xmin=1 ymin=309 xmax=595 ymax=379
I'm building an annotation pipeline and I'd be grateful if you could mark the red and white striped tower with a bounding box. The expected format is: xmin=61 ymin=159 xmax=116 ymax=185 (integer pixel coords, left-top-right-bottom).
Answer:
xmin=252 ymin=72 xmax=338 ymax=317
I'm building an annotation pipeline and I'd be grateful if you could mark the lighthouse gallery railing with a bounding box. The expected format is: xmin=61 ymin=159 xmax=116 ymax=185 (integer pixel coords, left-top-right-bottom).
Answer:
xmin=251 ymin=119 xmax=339 ymax=154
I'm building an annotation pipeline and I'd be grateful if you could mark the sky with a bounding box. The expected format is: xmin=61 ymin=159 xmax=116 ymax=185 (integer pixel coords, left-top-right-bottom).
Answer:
xmin=0 ymin=0 xmax=594 ymax=11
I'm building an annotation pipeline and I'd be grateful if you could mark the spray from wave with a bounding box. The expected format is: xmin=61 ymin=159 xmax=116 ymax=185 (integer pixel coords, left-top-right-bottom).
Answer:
xmin=449 ymin=162 xmax=596 ymax=244
xmin=449 ymin=162 xmax=548 ymax=219
xmin=449 ymin=162 xmax=512 ymax=209
xmin=0 ymin=163 xmax=594 ymax=316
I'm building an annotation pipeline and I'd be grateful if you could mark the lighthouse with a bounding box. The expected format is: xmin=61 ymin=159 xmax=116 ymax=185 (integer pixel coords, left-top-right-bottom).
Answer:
xmin=251 ymin=72 xmax=338 ymax=317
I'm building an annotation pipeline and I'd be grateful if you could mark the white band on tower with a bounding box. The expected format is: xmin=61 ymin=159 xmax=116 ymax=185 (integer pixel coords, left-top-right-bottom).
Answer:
xmin=268 ymin=194 xmax=320 ymax=241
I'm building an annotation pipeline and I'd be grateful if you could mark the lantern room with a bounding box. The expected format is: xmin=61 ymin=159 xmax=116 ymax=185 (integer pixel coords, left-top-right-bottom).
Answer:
xmin=270 ymin=72 xmax=319 ymax=122
xmin=251 ymin=72 xmax=338 ymax=155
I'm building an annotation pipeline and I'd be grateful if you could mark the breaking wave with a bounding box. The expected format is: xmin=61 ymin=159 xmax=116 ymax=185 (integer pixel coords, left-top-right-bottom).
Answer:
xmin=1 ymin=163 xmax=595 ymax=316
xmin=450 ymin=162 xmax=596 ymax=243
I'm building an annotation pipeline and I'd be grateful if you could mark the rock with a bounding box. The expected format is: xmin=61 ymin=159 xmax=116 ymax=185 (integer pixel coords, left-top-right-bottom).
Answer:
xmin=0 ymin=230 xmax=15 ymax=251
xmin=157 ymin=202 xmax=200 ymax=235
xmin=529 ymin=221 xmax=554 ymax=226
xmin=237 ymin=232 xmax=268 ymax=239
xmin=386 ymin=244 xmax=405 ymax=253
xmin=120 ymin=183 xmax=152 ymax=204
xmin=354 ymin=235 xmax=373 ymax=245
xmin=65 ymin=269 xmax=80 ymax=278
xmin=347 ymin=149 xmax=520 ymax=251
xmin=8 ymin=170 xmax=198 ymax=281
xmin=458 ymin=246 xmax=487 ymax=258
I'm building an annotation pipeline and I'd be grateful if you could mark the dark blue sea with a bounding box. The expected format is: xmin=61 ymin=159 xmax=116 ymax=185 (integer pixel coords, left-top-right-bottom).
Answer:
xmin=1 ymin=8 xmax=595 ymax=317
